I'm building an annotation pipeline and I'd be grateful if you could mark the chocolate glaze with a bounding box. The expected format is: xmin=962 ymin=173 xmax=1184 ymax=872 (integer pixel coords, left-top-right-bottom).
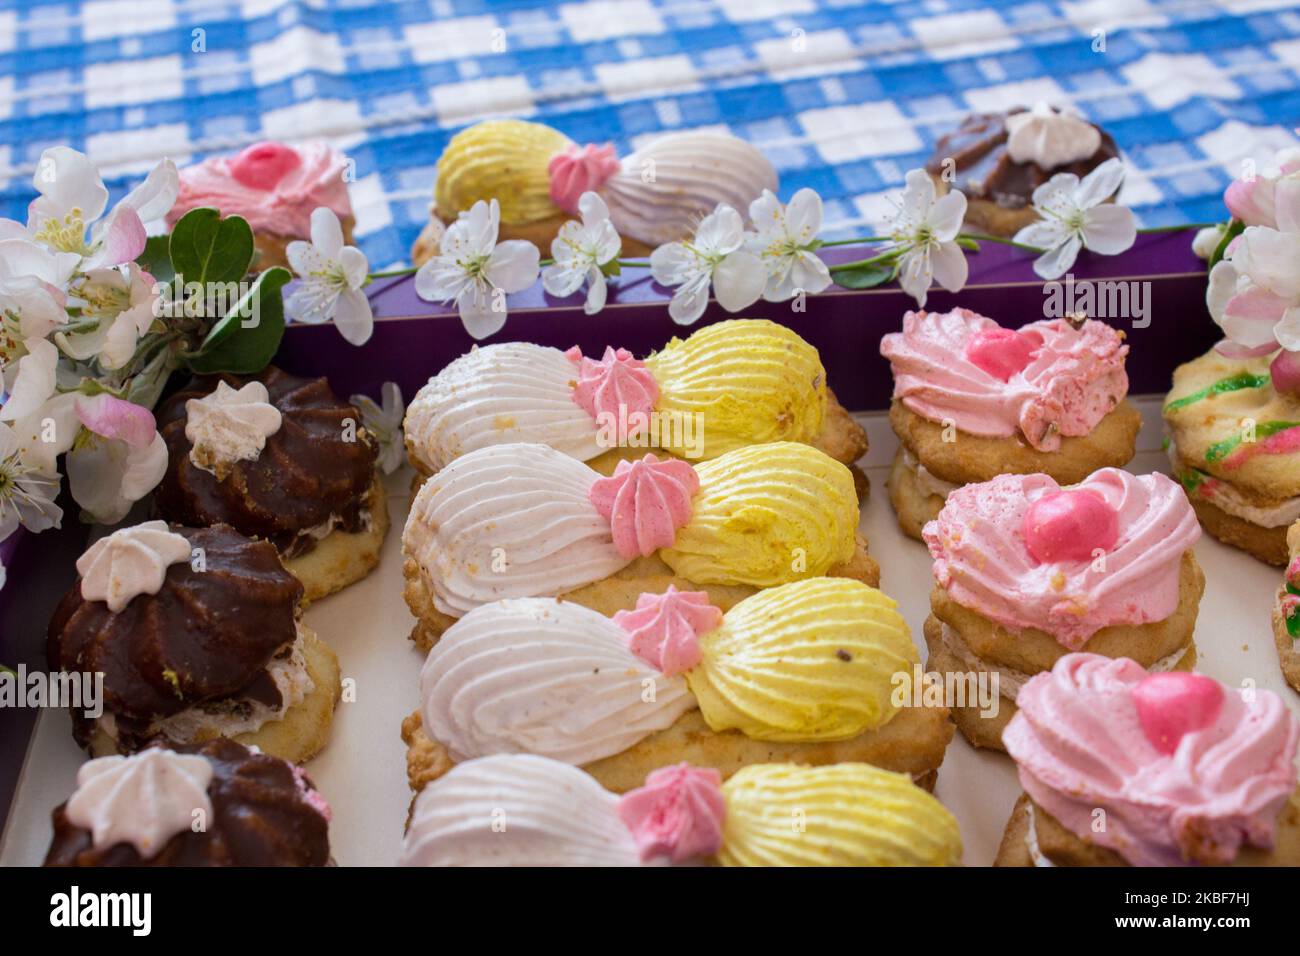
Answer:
xmin=924 ymin=109 xmax=1119 ymax=209
xmin=44 ymin=739 xmax=330 ymax=867
xmin=154 ymin=366 xmax=377 ymax=555
xmin=47 ymin=524 xmax=302 ymax=752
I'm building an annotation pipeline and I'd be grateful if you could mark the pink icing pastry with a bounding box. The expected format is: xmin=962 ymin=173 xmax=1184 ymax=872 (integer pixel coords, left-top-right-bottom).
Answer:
xmin=616 ymin=763 xmax=726 ymax=864
xmin=588 ymin=454 xmax=698 ymax=559
xmin=923 ymin=468 xmax=1200 ymax=649
xmin=613 ymin=586 xmax=723 ymax=675
xmin=166 ymin=141 xmax=353 ymax=239
xmin=566 ymin=346 xmax=659 ymax=437
xmin=1004 ymin=653 xmax=1299 ymax=866
xmin=964 ymin=327 xmax=1038 ymax=382
xmin=1133 ymin=672 xmax=1224 ymax=756
xmin=880 ymin=308 xmax=1129 ymax=452
xmin=1022 ymin=490 xmax=1119 ymax=564
xmin=548 ymin=144 xmax=620 ymax=216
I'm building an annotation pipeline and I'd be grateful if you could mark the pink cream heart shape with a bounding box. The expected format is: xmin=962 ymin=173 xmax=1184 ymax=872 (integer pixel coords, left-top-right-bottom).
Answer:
xmin=1133 ymin=672 xmax=1225 ymax=755
xmin=963 ymin=326 xmax=1039 ymax=382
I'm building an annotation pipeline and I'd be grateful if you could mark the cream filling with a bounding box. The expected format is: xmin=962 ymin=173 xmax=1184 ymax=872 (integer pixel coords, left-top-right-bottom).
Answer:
xmin=939 ymin=623 xmax=1189 ymax=704
xmin=98 ymin=623 xmax=315 ymax=746
xmin=299 ymin=506 xmax=373 ymax=544
xmin=1024 ymin=802 xmax=1057 ymax=868
xmin=901 ymin=448 xmax=960 ymax=499
xmin=1167 ymin=439 xmax=1300 ymax=528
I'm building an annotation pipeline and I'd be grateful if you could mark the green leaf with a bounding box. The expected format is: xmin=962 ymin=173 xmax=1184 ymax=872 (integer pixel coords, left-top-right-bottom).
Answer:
xmin=833 ymin=263 xmax=893 ymax=289
xmin=185 ymin=267 xmax=291 ymax=375
xmin=137 ymin=234 xmax=175 ymax=284
xmin=1209 ymin=219 xmax=1243 ymax=269
xmin=169 ymin=208 xmax=255 ymax=287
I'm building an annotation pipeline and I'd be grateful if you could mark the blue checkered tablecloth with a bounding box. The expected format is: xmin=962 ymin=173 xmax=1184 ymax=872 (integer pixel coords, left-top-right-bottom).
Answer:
xmin=0 ymin=0 xmax=1298 ymax=270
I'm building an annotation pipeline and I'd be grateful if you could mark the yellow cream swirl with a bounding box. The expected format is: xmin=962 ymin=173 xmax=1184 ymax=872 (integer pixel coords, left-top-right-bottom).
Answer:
xmin=686 ymin=579 xmax=917 ymax=741
xmin=435 ymin=120 xmax=573 ymax=224
xmin=644 ymin=319 xmax=827 ymax=459
xmin=660 ymin=442 xmax=857 ymax=587
xmin=719 ymin=763 xmax=962 ymax=867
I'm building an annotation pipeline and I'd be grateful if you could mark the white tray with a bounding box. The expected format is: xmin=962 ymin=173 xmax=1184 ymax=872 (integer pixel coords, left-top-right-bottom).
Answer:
xmin=2 ymin=396 xmax=1293 ymax=867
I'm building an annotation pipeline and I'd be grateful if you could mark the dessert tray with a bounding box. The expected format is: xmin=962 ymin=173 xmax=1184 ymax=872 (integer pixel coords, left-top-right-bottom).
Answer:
xmin=1 ymin=397 xmax=1290 ymax=867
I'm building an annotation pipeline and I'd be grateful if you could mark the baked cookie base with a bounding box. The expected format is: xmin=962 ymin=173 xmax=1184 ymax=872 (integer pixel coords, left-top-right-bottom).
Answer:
xmin=889 ymin=399 xmax=1142 ymax=489
xmin=922 ymin=550 xmax=1204 ymax=752
xmin=285 ymin=475 xmax=390 ymax=603
xmin=86 ymin=624 xmax=342 ymax=764
xmin=401 ymin=700 xmax=953 ymax=797
xmin=996 ymin=791 xmax=1300 ymax=866
xmin=1187 ymin=493 xmax=1289 ymax=567
xmin=886 ymin=446 xmax=947 ymax=540
xmin=404 ymin=535 xmax=881 ymax=653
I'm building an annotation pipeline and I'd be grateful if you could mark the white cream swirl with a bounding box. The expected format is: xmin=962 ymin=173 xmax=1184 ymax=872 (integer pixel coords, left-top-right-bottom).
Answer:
xmin=405 ymin=343 xmax=602 ymax=473
xmin=78 ymin=521 xmax=192 ymax=613
xmin=422 ymin=598 xmax=694 ymax=765
xmin=403 ymin=443 xmax=631 ymax=617
xmin=185 ymin=380 xmax=283 ymax=476
xmin=602 ymin=131 xmax=778 ymax=246
xmin=400 ymin=754 xmax=642 ymax=867
xmin=1004 ymin=102 xmax=1102 ymax=168
xmin=65 ymin=749 xmax=213 ymax=857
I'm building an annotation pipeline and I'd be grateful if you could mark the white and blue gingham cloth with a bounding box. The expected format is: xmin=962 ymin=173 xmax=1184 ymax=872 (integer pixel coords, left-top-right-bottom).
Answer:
xmin=1 ymin=0 xmax=1298 ymax=269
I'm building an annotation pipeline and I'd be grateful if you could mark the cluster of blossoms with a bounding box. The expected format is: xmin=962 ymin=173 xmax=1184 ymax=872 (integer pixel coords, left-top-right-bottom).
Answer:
xmin=410 ymin=159 xmax=1138 ymax=336
xmin=0 ymin=147 xmax=182 ymax=575
xmin=1200 ymin=145 xmax=1300 ymax=394
xmin=0 ymin=149 xmax=400 ymax=589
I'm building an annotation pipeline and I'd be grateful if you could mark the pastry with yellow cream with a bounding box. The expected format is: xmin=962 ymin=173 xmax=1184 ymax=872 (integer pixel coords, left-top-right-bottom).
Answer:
xmin=402 ymin=578 xmax=953 ymax=797
xmin=401 ymin=441 xmax=878 ymax=649
xmin=400 ymin=755 xmax=962 ymax=867
xmin=415 ymin=119 xmax=777 ymax=261
xmin=404 ymin=319 xmax=867 ymax=489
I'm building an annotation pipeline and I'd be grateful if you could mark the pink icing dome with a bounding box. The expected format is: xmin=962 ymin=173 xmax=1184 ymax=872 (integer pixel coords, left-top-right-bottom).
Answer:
xmin=166 ymin=141 xmax=353 ymax=239
xmin=880 ymin=308 xmax=1129 ymax=452
xmin=548 ymin=144 xmax=620 ymax=216
xmin=613 ymin=586 xmax=723 ymax=675
xmin=616 ymin=763 xmax=726 ymax=863
xmin=588 ymin=454 xmax=698 ymax=559
xmin=923 ymin=469 xmax=1200 ymax=648
xmin=1004 ymin=654 xmax=1299 ymax=866
xmin=565 ymin=346 xmax=659 ymax=435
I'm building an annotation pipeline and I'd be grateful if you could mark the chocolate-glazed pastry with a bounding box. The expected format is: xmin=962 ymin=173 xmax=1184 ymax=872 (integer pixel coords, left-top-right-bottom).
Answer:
xmin=48 ymin=522 xmax=341 ymax=763
xmin=45 ymin=739 xmax=331 ymax=867
xmin=154 ymin=365 xmax=389 ymax=601
xmin=925 ymin=104 xmax=1120 ymax=237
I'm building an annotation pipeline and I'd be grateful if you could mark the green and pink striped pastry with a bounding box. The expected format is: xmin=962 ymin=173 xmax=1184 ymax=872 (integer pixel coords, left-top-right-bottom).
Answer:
xmin=1164 ymin=348 xmax=1300 ymax=566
